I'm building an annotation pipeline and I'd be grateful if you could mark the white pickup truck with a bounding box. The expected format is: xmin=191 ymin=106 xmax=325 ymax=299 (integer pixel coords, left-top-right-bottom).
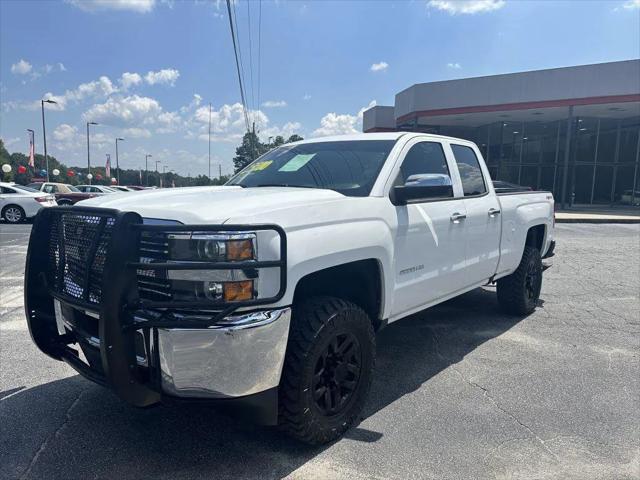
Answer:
xmin=25 ymin=132 xmax=555 ymax=444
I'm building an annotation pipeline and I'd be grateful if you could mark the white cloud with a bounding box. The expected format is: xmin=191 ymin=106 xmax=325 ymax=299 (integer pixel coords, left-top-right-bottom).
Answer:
xmin=66 ymin=0 xmax=156 ymax=13
xmin=145 ymin=68 xmax=180 ymax=86
xmin=180 ymin=93 xmax=202 ymax=113
xmin=303 ymin=94 xmax=312 ymax=101
xmin=312 ymin=101 xmax=376 ymax=137
xmin=447 ymin=62 xmax=462 ymax=69
xmin=3 ymin=137 xmax=21 ymax=149
xmin=427 ymin=0 xmax=505 ymax=14
xmin=623 ymin=0 xmax=640 ymax=9
xmin=370 ymin=61 xmax=389 ymax=72
xmin=155 ymin=111 xmax=182 ymax=133
xmin=261 ymin=122 xmax=303 ymax=142
xmin=261 ymin=100 xmax=287 ymax=108
xmin=11 ymin=59 xmax=32 ymax=75
xmin=58 ymin=62 xmax=67 ymax=72
xmin=53 ymin=124 xmax=78 ymax=142
xmin=122 ymin=127 xmax=152 ymax=138
xmin=41 ymin=75 xmax=118 ymax=111
xmin=120 ymin=72 xmax=143 ymax=89
xmin=187 ymin=103 xmax=269 ymax=143
xmin=83 ymin=94 xmax=162 ymax=126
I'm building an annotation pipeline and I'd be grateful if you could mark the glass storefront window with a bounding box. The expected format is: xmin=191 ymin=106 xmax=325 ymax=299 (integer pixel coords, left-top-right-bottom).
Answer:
xmin=407 ymin=112 xmax=638 ymax=205
xmin=596 ymin=118 xmax=619 ymax=163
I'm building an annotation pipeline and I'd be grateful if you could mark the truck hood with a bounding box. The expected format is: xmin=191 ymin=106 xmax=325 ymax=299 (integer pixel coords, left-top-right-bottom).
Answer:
xmin=77 ymin=186 xmax=347 ymax=224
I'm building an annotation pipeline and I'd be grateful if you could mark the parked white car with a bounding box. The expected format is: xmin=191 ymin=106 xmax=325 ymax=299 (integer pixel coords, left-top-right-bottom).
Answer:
xmin=76 ymin=185 xmax=118 ymax=194
xmin=0 ymin=182 xmax=57 ymax=223
xmin=25 ymin=133 xmax=555 ymax=444
xmin=109 ymin=185 xmax=134 ymax=192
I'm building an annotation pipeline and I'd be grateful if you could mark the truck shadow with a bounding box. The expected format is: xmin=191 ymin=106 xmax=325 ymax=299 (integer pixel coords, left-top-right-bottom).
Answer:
xmin=2 ymin=287 xmax=526 ymax=480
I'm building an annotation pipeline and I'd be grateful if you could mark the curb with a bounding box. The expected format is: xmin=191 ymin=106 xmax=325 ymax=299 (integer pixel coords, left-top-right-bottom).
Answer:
xmin=555 ymin=218 xmax=640 ymax=224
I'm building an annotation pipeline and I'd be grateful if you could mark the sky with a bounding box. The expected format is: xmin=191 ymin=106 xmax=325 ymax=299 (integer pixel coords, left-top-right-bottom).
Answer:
xmin=1 ymin=0 xmax=639 ymax=178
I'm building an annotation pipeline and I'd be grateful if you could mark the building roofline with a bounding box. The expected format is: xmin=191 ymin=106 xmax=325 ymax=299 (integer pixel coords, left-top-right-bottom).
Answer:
xmin=395 ymin=59 xmax=640 ymax=98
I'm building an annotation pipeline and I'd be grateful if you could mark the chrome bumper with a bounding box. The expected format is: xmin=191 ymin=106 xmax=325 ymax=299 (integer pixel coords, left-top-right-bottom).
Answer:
xmin=157 ymin=307 xmax=291 ymax=399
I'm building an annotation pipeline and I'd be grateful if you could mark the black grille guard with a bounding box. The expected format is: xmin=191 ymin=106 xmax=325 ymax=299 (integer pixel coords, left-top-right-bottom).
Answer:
xmin=25 ymin=206 xmax=287 ymax=406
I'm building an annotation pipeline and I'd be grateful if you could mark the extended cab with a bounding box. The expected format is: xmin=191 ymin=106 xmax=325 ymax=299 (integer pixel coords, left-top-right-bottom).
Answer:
xmin=25 ymin=133 xmax=555 ymax=444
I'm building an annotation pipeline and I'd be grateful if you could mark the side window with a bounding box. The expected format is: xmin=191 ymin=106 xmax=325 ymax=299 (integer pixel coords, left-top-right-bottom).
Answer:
xmin=43 ymin=184 xmax=55 ymax=193
xmin=1 ymin=187 xmax=16 ymax=194
xmin=451 ymin=144 xmax=487 ymax=196
xmin=91 ymin=187 xmax=100 ymax=193
xmin=397 ymin=142 xmax=450 ymax=185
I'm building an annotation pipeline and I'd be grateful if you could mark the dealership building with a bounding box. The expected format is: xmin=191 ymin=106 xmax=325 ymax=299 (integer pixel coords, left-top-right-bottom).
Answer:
xmin=363 ymin=60 xmax=640 ymax=207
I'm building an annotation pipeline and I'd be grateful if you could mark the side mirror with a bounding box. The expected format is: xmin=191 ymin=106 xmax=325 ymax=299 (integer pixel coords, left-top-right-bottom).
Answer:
xmin=391 ymin=174 xmax=453 ymax=206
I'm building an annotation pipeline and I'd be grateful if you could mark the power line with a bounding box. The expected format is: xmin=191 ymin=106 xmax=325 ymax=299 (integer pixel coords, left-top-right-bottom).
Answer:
xmin=232 ymin=0 xmax=249 ymax=126
xmin=247 ymin=0 xmax=255 ymax=119
xmin=226 ymin=0 xmax=250 ymax=133
xmin=257 ymin=0 xmax=262 ymax=131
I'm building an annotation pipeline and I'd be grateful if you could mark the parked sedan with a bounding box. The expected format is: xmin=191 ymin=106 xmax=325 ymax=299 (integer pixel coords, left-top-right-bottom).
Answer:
xmin=0 ymin=182 xmax=57 ymax=223
xmin=27 ymin=182 xmax=97 ymax=205
xmin=76 ymin=185 xmax=118 ymax=194
xmin=109 ymin=185 xmax=134 ymax=192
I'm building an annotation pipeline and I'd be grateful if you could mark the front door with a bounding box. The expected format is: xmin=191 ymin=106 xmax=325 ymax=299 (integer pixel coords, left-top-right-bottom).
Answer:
xmin=391 ymin=140 xmax=468 ymax=318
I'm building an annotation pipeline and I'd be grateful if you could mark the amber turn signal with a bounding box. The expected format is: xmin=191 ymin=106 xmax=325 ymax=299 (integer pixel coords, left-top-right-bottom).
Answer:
xmin=226 ymin=239 xmax=254 ymax=261
xmin=223 ymin=280 xmax=254 ymax=301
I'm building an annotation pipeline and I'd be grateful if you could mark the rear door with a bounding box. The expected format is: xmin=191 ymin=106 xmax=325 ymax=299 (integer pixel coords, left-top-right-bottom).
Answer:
xmin=448 ymin=142 xmax=501 ymax=284
xmin=390 ymin=138 xmax=468 ymax=317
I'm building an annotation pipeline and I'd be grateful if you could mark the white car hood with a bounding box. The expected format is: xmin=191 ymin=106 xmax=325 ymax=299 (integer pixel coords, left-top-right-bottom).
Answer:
xmin=77 ymin=186 xmax=347 ymax=224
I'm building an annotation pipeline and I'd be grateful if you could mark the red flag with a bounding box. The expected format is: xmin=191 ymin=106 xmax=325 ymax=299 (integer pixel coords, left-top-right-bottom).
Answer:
xmin=28 ymin=130 xmax=35 ymax=168
xmin=105 ymin=154 xmax=111 ymax=178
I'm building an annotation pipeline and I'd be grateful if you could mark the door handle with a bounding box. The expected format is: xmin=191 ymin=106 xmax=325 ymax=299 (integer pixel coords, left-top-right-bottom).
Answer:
xmin=450 ymin=212 xmax=466 ymax=223
xmin=488 ymin=208 xmax=501 ymax=217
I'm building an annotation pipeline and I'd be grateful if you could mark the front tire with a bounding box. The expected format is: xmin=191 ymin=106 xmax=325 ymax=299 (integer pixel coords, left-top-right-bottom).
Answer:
xmin=497 ymin=246 xmax=543 ymax=315
xmin=278 ymin=296 xmax=375 ymax=445
xmin=2 ymin=205 xmax=25 ymax=223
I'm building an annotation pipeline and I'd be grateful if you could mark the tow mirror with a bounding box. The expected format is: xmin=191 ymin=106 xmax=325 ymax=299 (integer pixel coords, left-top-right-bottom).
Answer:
xmin=391 ymin=174 xmax=453 ymax=206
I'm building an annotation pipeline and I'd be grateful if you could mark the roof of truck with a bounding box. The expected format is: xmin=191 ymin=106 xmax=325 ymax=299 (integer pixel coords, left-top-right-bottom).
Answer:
xmin=291 ymin=132 xmax=476 ymax=145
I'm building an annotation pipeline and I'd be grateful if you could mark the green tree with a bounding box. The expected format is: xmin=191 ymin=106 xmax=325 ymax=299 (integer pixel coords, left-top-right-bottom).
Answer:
xmin=286 ymin=134 xmax=304 ymax=143
xmin=233 ymin=131 xmax=268 ymax=173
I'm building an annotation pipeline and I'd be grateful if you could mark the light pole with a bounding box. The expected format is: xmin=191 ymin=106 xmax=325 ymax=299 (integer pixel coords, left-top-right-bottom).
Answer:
xmin=41 ymin=99 xmax=57 ymax=181
xmin=115 ymin=137 xmax=124 ymax=185
xmin=145 ymin=154 xmax=152 ymax=186
xmin=86 ymin=121 xmax=98 ymax=184
xmin=163 ymin=165 xmax=170 ymax=188
xmin=155 ymin=160 xmax=161 ymax=187
xmin=208 ymin=102 xmax=212 ymax=180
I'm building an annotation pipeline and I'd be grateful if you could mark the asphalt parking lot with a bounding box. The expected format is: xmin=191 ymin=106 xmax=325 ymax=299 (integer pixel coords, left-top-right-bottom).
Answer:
xmin=1 ymin=223 xmax=639 ymax=480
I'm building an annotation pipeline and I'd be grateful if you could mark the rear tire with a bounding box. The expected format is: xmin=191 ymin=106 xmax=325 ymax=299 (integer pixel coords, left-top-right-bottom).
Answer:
xmin=278 ymin=296 xmax=375 ymax=445
xmin=497 ymin=246 xmax=543 ymax=315
xmin=2 ymin=205 xmax=25 ymax=223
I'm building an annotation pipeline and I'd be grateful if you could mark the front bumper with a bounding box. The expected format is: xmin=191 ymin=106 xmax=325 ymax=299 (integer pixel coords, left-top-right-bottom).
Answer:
xmin=158 ymin=307 xmax=291 ymax=399
xmin=24 ymin=206 xmax=288 ymax=419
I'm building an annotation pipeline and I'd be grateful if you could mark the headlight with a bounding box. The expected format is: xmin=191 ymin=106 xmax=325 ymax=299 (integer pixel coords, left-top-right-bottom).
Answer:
xmin=167 ymin=233 xmax=255 ymax=262
xmin=139 ymin=231 xmax=259 ymax=304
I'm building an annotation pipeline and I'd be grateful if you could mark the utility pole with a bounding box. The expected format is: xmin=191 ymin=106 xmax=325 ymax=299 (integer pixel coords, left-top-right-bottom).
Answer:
xmin=155 ymin=160 xmax=161 ymax=187
xmin=115 ymin=138 xmax=124 ymax=185
xmin=86 ymin=122 xmax=98 ymax=185
xmin=252 ymin=121 xmax=256 ymax=160
xmin=208 ymin=102 xmax=212 ymax=180
xmin=145 ymin=154 xmax=152 ymax=186
xmin=219 ymin=164 xmax=222 ymax=179
xmin=41 ymin=99 xmax=57 ymax=181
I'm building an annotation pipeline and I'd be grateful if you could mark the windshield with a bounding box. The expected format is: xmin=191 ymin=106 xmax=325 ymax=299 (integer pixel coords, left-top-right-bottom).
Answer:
xmin=227 ymin=140 xmax=396 ymax=197
xmin=12 ymin=185 xmax=39 ymax=193
xmin=66 ymin=185 xmax=80 ymax=192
